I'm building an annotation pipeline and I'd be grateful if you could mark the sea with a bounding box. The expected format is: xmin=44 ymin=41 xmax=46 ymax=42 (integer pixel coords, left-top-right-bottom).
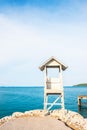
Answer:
xmin=0 ymin=86 xmax=87 ymax=119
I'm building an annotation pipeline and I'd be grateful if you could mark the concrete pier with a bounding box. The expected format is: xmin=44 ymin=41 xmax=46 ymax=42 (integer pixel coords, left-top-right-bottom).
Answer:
xmin=78 ymin=95 xmax=87 ymax=107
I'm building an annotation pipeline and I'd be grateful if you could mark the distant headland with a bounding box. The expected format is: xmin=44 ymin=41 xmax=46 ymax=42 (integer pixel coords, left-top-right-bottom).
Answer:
xmin=74 ymin=83 xmax=87 ymax=86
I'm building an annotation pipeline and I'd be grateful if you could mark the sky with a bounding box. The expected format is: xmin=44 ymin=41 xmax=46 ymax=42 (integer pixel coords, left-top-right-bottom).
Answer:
xmin=0 ymin=0 xmax=87 ymax=86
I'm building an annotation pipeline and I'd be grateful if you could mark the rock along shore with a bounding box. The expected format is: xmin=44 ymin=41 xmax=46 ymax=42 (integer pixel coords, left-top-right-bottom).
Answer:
xmin=0 ymin=109 xmax=87 ymax=130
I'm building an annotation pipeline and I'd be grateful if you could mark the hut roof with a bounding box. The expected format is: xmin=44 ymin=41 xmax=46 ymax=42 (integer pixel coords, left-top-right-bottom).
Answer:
xmin=39 ymin=56 xmax=68 ymax=71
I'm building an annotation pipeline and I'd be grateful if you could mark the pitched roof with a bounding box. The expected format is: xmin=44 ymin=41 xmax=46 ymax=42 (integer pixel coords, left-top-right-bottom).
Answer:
xmin=39 ymin=56 xmax=68 ymax=71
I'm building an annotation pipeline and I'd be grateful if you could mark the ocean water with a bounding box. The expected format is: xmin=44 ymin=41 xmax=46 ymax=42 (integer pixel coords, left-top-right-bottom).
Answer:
xmin=0 ymin=86 xmax=87 ymax=118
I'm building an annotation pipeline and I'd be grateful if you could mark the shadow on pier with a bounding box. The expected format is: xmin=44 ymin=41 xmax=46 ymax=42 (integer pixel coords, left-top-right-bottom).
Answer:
xmin=78 ymin=107 xmax=87 ymax=118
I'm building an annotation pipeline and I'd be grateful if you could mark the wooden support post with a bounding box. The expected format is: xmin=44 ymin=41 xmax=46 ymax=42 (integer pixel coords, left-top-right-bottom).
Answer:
xmin=44 ymin=67 xmax=48 ymax=110
xmin=44 ymin=94 xmax=47 ymax=110
xmin=60 ymin=65 xmax=64 ymax=109
xmin=78 ymin=98 xmax=81 ymax=106
xmin=61 ymin=92 xmax=64 ymax=109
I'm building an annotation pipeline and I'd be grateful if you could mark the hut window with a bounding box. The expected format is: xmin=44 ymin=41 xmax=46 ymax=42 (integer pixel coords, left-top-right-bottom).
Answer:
xmin=47 ymin=68 xmax=59 ymax=78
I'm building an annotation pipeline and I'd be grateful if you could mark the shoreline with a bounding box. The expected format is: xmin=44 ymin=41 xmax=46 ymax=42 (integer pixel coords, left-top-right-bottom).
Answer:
xmin=0 ymin=109 xmax=87 ymax=130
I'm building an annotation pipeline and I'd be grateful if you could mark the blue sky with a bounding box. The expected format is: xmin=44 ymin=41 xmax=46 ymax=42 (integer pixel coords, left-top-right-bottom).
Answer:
xmin=0 ymin=0 xmax=87 ymax=86
xmin=0 ymin=0 xmax=79 ymax=6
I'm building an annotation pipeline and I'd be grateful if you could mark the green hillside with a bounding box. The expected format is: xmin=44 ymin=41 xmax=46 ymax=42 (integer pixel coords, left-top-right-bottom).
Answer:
xmin=74 ymin=83 xmax=87 ymax=86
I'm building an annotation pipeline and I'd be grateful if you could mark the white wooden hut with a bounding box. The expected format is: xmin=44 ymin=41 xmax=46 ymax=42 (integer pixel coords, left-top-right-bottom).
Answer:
xmin=39 ymin=56 xmax=68 ymax=110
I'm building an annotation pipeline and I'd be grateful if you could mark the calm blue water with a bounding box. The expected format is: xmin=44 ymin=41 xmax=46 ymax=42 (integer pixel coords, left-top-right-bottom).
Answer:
xmin=0 ymin=86 xmax=87 ymax=118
